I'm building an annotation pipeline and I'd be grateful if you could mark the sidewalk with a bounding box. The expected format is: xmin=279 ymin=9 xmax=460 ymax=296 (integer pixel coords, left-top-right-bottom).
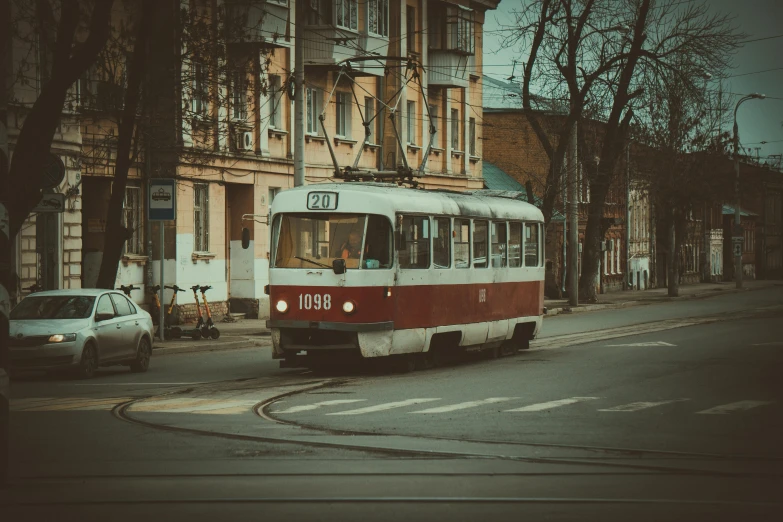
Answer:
xmin=152 ymin=279 xmax=783 ymax=355
xmin=544 ymin=279 xmax=783 ymax=316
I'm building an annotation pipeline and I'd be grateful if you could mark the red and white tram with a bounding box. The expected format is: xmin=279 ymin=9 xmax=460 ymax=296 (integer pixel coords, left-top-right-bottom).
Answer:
xmin=266 ymin=183 xmax=545 ymax=367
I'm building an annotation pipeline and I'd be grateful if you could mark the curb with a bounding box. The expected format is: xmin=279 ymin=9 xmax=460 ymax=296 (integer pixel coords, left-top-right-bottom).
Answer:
xmin=153 ymin=336 xmax=271 ymax=356
xmin=544 ymin=283 xmax=780 ymax=317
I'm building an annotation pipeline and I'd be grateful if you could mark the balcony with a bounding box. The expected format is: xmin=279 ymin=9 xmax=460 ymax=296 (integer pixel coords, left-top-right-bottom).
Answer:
xmin=426 ymin=50 xmax=469 ymax=89
xmin=224 ymin=0 xmax=291 ymax=48
xmin=302 ymin=26 xmax=388 ymax=77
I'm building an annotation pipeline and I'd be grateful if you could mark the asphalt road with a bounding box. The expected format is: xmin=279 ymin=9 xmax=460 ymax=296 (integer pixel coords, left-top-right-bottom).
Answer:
xmin=2 ymin=287 xmax=782 ymax=521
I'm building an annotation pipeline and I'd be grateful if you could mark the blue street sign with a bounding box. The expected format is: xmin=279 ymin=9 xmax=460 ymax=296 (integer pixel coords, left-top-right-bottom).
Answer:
xmin=148 ymin=178 xmax=176 ymax=221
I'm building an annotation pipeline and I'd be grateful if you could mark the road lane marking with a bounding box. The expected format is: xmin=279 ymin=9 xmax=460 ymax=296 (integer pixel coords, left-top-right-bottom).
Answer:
xmin=696 ymin=401 xmax=775 ymax=415
xmin=605 ymin=341 xmax=676 ymax=347
xmin=598 ymin=399 xmax=690 ymax=412
xmin=327 ymin=399 xmax=440 ymax=416
xmin=11 ymin=397 xmax=131 ymax=412
xmin=751 ymin=342 xmax=783 ymax=346
xmin=272 ymin=399 xmax=367 ymax=414
xmin=505 ymin=397 xmax=600 ymax=412
xmin=410 ymin=398 xmax=517 ymax=414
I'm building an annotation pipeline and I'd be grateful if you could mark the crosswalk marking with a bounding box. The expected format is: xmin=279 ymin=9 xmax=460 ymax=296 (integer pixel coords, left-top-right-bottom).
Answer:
xmin=273 ymin=399 xmax=367 ymax=414
xmin=410 ymin=398 xmax=516 ymax=414
xmin=326 ymin=398 xmax=440 ymax=416
xmin=598 ymin=399 xmax=690 ymax=412
xmin=696 ymin=400 xmax=775 ymax=415
xmin=505 ymin=397 xmax=600 ymax=412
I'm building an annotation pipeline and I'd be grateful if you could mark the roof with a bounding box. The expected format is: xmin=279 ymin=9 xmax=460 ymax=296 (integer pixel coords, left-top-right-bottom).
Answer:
xmin=722 ymin=204 xmax=758 ymax=217
xmin=272 ymin=183 xmax=545 ymax=222
xmin=482 ymin=76 xmax=567 ymax=113
xmin=482 ymin=162 xmax=565 ymax=222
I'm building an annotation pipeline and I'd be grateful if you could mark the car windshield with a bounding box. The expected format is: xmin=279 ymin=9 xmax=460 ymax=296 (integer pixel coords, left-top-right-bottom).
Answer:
xmin=10 ymin=295 xmax=96 ymax=320
xmin=273 ymin=213 xmax=392 ymax=269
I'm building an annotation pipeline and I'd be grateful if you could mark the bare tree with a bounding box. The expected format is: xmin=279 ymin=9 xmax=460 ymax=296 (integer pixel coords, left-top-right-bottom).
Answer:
xmin=3 ymin=0 xmax=115 ymax=239
xmin=503 ymin=0 xmax=740 ymax=302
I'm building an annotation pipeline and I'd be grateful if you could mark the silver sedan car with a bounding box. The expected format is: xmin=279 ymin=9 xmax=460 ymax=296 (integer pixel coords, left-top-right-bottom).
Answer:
xmin=8 ymin=289 xmax=154 ymax=379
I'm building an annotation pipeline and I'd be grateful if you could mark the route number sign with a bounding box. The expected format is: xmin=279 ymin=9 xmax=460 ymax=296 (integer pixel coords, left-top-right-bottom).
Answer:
xmin=307 ymin=192 xmax=338 ymax=210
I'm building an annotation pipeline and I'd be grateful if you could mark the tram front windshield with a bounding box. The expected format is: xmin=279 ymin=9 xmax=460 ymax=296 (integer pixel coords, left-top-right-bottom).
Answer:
xmin=273 ymin=213 xmax=392 ymax=269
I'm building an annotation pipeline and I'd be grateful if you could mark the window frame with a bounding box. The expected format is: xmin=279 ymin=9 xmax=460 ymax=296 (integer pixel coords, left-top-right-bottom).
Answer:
xmin=335 ymin=0 xmax=358 ymax=31
xmin=364 ymin=96 xmax=376 ymax=143
xmin=306 ymin=87 xmax=321 ymax=135
xmin=194 ymin=183 xmax=210 ymax=253
xmin=406 ymin=100 xmax=416 ymax=145
xmin=433 ymin=217 xmax=451 ymax=269
xmin=490 ymin=221 xmax=507 ymax=268
xmin=468 ymin=117 xmax=476 ymax=156
xmin=335 ymin=91 xmax=351 ymax=138
xmin=398 ymin=214 xmax=431 ymax=270
xmin=406 ymin=6 xmax=416 ymax=52
xmin=95 ymin=295 xmax=116 ymax=319
xmin=231 ymin=69 xmax=247 ymax=121
xmin=473 ymin=220 xmax=488 ymax=268
xmin=454 ymin=218 xmax=471 ymax=269
xmin=123 ymin=184 xmax=144 ymax=255
xmin=524 ymin=222 xmax=541 ymax=268
xmin=110 ymin=294 xmax=134 ymax=317
xmin=368 ymin=0 xmax=389 ymax=37
xmin=268 ymin=74 xmax=282 ymax=129
xmin=508 ymin=222 xmax=522 ymax=268
xmin=192 ymin=61 xmax=208 ymax=116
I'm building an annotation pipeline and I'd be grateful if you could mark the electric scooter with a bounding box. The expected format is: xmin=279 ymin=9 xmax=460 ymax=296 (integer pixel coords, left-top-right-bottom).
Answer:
xmin=190 ymin=285 xmax=206 ymax=340
xmin=199 ymin=285 xmax=220 ymax=340
xmin=148 ymin=285 xmax=182 ymax=340
xmin=117 ymin=284 xmax=138 ymax=298
xmin=163 ymin=285 xmax=185 ymax=339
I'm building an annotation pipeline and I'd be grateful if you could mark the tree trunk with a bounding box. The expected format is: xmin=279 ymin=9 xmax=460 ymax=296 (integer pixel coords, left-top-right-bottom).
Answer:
xmin=578 ymin=180 xmax=609 ymax=302
xmin=95 ymin=1 xmax=154 ymax=289
xmin=5 ymin=1 xmax=114 ymax=238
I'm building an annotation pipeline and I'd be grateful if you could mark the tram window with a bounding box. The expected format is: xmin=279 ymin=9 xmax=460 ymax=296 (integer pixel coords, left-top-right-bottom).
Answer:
xmin=491 ymin=222 xmax=507 ymax=267
xmin=508 ymin=222 xmax=522 ymax=267
xmin=454 ymin=219 xmax=471 ymax=268
xmin=433 ymin=217 xmax=451 ymax=268
xmin=364 ymin=215 xmax=393 ymax=269
xmin=399 ymin=215 xmax=430 ymax=269
xmin=473 ymin=221 xmax=488 ymax=268
xmin=525 ymin=223 xmax=540 ymax=267
xmin=274 ymin=213 xmax=367 ymax=269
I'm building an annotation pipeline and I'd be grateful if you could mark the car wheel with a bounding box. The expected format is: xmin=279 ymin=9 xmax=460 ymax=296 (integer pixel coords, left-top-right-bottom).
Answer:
xmin=77 ymin=342 xmax=98 ymax=379
xmin=130 ymin=337 xmax=151 ymax=373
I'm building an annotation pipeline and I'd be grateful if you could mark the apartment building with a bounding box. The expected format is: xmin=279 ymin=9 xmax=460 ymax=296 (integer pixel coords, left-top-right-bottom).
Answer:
xmin=6 ymin=0 xmax=499 ymax=319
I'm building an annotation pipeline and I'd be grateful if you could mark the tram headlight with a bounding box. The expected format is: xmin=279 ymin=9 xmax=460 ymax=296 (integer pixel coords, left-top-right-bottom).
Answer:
xmin=275 ymin=300 xmax=289 ymax=313
xmin=342 ymin=300 xmax=356 ymax=315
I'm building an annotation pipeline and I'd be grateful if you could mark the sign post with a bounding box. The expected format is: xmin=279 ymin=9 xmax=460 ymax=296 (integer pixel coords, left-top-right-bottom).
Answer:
xmin=148 ymin=179 xmax=176 ymax=342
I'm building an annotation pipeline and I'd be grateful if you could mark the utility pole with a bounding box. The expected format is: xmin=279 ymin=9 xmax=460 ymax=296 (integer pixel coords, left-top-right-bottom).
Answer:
xmin=293 ymin=0 xmax=305 ymax=187
xmin=625 ymin=143 xmax=631 ymax=289
xmin=567 ymin=117 xmax=578 ymax=307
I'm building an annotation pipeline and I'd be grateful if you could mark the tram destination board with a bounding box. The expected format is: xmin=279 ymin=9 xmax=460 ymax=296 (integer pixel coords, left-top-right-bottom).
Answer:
xmin=307 ymin=191 xmax=338 ymax=210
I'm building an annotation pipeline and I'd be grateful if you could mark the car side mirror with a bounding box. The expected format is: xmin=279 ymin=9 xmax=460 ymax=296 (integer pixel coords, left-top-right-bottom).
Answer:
xmin=395 ymin=230 xmax=406 ymax=250
xmin=95 ymin=312 xmax=114 ymax=322
xmin=332 ymin=258 xmax=346 ymax=275
xmin=241 ymin=227 xmax=250 ymax=249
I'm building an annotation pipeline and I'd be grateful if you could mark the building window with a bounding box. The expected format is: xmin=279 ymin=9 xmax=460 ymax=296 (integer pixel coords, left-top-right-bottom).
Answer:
xmin=447 ymin=6 xmax=475 ymax=54
xmin=306 ymin=87 xmax=321 ymax=135
xmin=269 ymin=75 xmax=282 ymax=129
xmin=335 ymin=0 xmax=358 ymax=30
xmin=399 ymin=215 xmax=430 ymax=269
xmin=123 ymin=185 xmax=143 ymax=255
xmin=364 ymin=96 xmax=375 ymax=143
xmin=429 ymin=103 xmax=438 ymax=145
xmin=335 ymin=92 xmax=351 ymax=137
xmin=194 ymin=184 xmax=209 ymax=252
xmin=192 ymin=62 xmax=208 ymax=116
xmin=406 ymin=100 xmax=416 ymax=145
xmin=231 ymin=70 xmax=247 ymax=120
xmin=450 ymin=108 xmax=459 ymax=150
xmin=468 ymin=117 xmax=476 ymax=156
xmin=454 ymin=219 xmax=471 ymax=268
xmin=406 ymin=6 xmax=416 ymax=52
xmin=307 ymin=0 xmax=331 ymax=25
xmin=368 ymin=0 xmax=389 ymax=37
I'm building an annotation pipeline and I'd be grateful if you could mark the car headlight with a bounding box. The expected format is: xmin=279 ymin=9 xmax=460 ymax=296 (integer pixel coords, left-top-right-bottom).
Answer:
xmin=48 ymin=333 xmax=77 ymax=343
xmin=342 ymin=301 xmax=356 ymax=315
xmin=275 ymin=300 xmax=289 ymax=313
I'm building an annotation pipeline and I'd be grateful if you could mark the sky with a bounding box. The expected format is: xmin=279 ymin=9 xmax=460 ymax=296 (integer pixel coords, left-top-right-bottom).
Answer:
xmin=482 ymin=0 xmax=783 ymax=168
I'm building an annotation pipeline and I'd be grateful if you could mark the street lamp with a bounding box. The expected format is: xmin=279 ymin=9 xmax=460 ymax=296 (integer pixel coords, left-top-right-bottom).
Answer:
xmin=732 ymin=93 xmax=765 ymax=289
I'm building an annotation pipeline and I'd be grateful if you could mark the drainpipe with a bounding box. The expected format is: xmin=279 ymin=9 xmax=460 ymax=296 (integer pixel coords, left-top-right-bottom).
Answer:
xmin=625 ymin=143 xmax=631 ymax=289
